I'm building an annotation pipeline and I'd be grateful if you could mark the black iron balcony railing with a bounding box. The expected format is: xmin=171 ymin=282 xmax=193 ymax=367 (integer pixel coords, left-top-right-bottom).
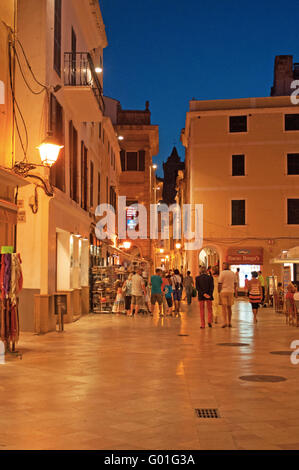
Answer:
xmin=64 ymin=52 xmax=105 ymax=113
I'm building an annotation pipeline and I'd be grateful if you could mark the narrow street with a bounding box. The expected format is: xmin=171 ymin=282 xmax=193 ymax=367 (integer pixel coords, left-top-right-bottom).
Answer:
xmin=0 ymin=300 xmax=298 ymax=450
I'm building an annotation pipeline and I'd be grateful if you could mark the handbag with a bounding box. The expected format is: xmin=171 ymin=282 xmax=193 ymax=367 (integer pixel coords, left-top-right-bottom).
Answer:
xmin=192 ymin=287 xmax=197 ymax=298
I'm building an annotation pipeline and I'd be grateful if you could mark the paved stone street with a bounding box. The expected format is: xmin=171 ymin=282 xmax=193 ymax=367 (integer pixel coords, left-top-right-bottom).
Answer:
xmin=1 ymin=300 xmax=299 ymax=450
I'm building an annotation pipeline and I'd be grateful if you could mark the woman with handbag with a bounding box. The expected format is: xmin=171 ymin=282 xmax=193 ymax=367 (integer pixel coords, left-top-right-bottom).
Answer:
xmin=248 ymin=271 xmax=263 ymax=323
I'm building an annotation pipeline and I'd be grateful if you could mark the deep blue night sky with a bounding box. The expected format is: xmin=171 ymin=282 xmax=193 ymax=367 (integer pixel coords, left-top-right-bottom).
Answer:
xmin=100 ymin=0 xmax=298 ymax=177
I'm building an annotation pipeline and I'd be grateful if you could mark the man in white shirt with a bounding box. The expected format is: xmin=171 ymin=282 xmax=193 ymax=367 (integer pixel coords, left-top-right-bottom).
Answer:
xmin=130 ymin=269 xmax=146 ymax=316
xmin=218 ymin=262 xmax=237 ymax=328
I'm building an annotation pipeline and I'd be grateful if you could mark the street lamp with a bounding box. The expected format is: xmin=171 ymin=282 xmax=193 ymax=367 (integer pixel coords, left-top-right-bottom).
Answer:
xmin=175 ymin=243 xmax=182 ymax=250
xmin=37 ymin=134 xmax=64 ymax=167
xmin=123 ymin=241 xmax=132 ymax=249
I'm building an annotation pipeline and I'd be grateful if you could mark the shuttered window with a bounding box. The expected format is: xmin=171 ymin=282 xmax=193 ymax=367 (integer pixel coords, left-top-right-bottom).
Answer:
xmin=50 ymin=94 xmax=65 ymax=191
xmin=231 ymin=200 xmax=245 ymax=225
xmin=285 ymin=114 xmax=299 ymax=131
xmin=232 ymin=154 xmax=245 ymax=176
xmin=229 ymin=116 xmax=247 ymax=133
xmin=287 ymin=154 xmax=299 ymax=175
xmin=288 ymin=199 xmax=299 ymax=224
xmin=54 ymin=0 xmax=62 ymax=76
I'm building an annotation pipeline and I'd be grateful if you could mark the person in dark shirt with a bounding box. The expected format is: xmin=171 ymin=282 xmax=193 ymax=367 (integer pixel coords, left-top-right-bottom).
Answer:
xmin=196 ymin=266 xmax=214 ymax=329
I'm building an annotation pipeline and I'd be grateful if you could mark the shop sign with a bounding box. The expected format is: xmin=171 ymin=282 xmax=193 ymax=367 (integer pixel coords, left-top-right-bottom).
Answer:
xmin=226 ymin=247 xmax=263 ymax=264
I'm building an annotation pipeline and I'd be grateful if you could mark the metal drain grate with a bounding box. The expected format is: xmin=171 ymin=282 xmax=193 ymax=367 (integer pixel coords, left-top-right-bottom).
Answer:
xmin=270 ymin=351 xmax=292 ymax=356
xmin=195 ymin=408 xmax=220 ymax=419
xmin=178 ymin=334 xmax=189 ymax=337
xmin=218 ymin=343 xmax=249 ymax=347
xmin=239 ymin=375 xmax=287 ymax=383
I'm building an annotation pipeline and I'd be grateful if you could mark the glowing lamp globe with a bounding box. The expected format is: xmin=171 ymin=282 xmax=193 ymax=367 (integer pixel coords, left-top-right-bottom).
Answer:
xmin=37 ymin=136 xmax=64 ymax=167
xmin=175 ymin=243 xmax=182 ymax=249
xmin=123 ymin=241 xmax=131 ymax=249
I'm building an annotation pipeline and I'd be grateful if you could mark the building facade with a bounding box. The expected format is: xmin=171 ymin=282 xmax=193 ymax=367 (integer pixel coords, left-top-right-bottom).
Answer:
xmin=0 ymin=2 xmax=28 ymax=251
xmin=14 ymin=0 xmax=121 ymax=333
xmin=104 ymin=98 xmax=159 ymax=269
xmin=181 ymin=95 xmax=299 ymax=288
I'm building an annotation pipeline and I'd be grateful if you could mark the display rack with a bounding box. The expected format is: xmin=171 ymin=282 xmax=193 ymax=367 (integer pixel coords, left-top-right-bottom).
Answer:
xmin=91 ymin=266 xmax=128 ymax=314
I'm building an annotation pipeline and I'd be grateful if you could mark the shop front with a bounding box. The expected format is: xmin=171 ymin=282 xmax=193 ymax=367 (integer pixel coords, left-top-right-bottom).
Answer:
xmin=226 ymin=247 xmax=263 ymax=292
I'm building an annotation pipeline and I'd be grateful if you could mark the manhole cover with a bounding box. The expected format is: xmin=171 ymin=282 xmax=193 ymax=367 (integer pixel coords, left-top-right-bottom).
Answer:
xmin=218 ymin=343 xmax=250 ymax=347
xmin=239 ymin=375 xmax=287 ymax=382
xmin=195 ymin=408 xmax=220 ymax=419
xmin=270 ymin=351 xmax=292 ymax=356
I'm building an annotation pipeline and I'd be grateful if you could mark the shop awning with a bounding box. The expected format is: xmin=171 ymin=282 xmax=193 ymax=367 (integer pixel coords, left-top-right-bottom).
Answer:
xmin=271 ymin=246 xmax=299 ymax=264
xmin=226 ymin=247 xmax=263 ymax=265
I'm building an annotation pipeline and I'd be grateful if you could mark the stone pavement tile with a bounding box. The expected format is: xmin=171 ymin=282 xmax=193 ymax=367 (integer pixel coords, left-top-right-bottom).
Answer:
xmin=0 ymin=301 xmax=298 ymax=450
xmin=197 ymin=431 xmax=237 ymax=450
xmin=232 ymin=432 xmax=282 ymax=450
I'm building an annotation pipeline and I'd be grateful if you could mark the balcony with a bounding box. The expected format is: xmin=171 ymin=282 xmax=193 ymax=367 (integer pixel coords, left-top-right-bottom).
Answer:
xmin=63 ymin=52 xmax=104 ymax=122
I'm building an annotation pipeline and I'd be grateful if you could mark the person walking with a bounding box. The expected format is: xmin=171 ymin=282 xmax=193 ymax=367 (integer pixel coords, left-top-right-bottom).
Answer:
xmin=212 ymin=266 xmax=221 ymax=324
xmin=196 ymin=266 xmax=214 ymax=328
xmin=161 ymin=271 xmax=169 ymax=316
xmin=122 ymin=273 xmax=133 ymax=315
xmin=234 ymin=268 xmax=240 ymax=297
xmin=218 ymin=262 xmax=237 ymax=328
xmin=130 ymin=269 xmax=146 ymax=317
xmin=171 ymin=269 xmax=183 ymax=316
xmin=244 ymin=275 xmax=249 ymax=296
xmin=258 ymin=270 xmax=265 ymax=305
xmin=183 ymin=271 xmax=194 ymax=305
xmin=248 ymin=271 xmax=263 ymax=323
xmin=163 ymin=276 xmax=173 ymax=316
xmin=150 ymin=268 xmax=163 ymax=317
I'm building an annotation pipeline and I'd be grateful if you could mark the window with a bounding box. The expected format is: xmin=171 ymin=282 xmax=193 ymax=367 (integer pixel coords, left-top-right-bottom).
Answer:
xmin=120 ymin=149 xmax=125 ymax=171
xmin=231 ymin=200 xmax=245 ymax=226
xmin=285 ymin=114 xmax=299 ymax=131
xmin=120 ymin=150 xmax=146 ymax=171
xmin=97 ymin=172 xmax=101 ymax=206
xmin=81 ymin=142 xmax=88 ymax=211
xmin=54 ymin=0 xmax=62 ymax=76
xmin=90 ymin=161 xmax=94 ymax=207
xmin=287 ymin=154 xmax=299 ymax=175
xmin=127 ymin=152 xmax=138 ymax=171
xmin=110 ymin=186 xmax=116 ymax=211
xmin=69 ymin=121 xmax=78 ymax=202
xmin=288 ymin=199 xmax=299 ymax=224
xmin=229 ymin=116 xmax=247 ymax=133
xmin=49 ymin=94 xmax=65 ymax=191
xmin=232 ymin=154 xmax=245 ymax=176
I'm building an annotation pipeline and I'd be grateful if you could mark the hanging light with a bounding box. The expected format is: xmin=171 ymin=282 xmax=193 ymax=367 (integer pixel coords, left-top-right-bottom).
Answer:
xmin=37 ymin=134 xmax=64 ymax=167
xmin=123 ymin=241 xmax=131 ymax=249
xmin=176 ymin=243 xmax=182 ymax=249
xmin=95 ymin=67 xmax=103 ymax=73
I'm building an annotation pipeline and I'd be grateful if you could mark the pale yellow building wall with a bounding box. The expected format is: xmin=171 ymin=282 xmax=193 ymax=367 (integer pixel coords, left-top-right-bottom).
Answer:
xmin=0 ymin=1 xmax=15 ymax=168
xmin=183 ymin=96 xmax=299 ymax=280
xmin=15 ymin=0 xmax=115 ymax=332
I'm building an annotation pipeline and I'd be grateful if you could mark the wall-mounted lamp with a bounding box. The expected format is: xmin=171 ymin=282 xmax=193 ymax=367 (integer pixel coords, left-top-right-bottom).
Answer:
xmin=37 ymin=134 xmax=64 ymax=167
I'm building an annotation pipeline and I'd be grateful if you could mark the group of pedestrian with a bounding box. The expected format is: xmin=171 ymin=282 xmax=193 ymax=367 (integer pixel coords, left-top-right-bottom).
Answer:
xmin=195 ymin=263 xmax=266 ymax=327
xmin=119 ymin=267 xmax=188 ymax=317
xmin=118 ymin=263 xmax=266 ymax=324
